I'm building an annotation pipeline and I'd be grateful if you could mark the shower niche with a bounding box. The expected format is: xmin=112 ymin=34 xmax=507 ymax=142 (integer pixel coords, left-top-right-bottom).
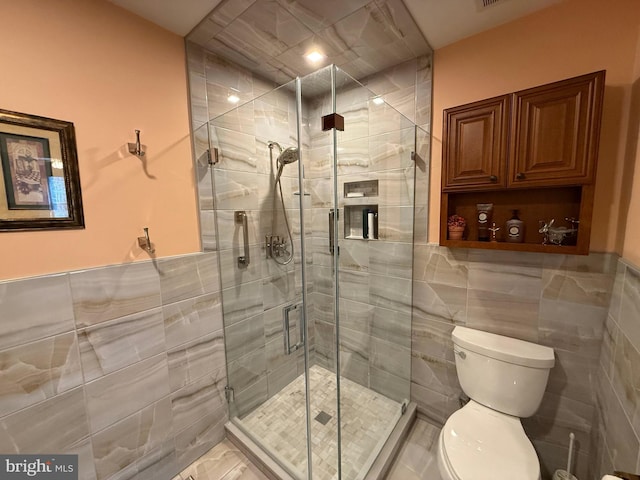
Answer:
xmin=344 ymin=179 xmax=378 ymax=198
xmin=344 ymin=205 xmax=378 ymax=240
xmin=344 ymin=180 xmax=378 ymax=240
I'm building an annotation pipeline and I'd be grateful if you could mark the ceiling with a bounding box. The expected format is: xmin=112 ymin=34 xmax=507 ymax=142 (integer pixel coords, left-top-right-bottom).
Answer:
xmin=108 ymin=0 xmax=563 ymax=49
xmin=185 ymin=0 xmax=433 ymax=83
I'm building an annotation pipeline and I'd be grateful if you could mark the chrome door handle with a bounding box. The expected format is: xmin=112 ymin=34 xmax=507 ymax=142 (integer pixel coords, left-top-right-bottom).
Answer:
xmin=283 ymin=302 xmax=304 ymax=354
xmin=329 ymin=209 xmax=338 ymax=255
xmin=329 ymin=209 xmax=335 ymax=255
xmin=235 ymin=211 xmax=250 ymax=268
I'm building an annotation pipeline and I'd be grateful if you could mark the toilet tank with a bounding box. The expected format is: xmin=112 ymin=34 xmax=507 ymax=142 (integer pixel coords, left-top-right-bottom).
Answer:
xmin=453 ymin=326 xmax=555 ymax=418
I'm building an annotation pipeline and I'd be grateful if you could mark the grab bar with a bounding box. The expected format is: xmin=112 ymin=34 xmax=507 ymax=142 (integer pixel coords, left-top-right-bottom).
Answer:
xmin=235 ymin=210 xmax=250 ymax=268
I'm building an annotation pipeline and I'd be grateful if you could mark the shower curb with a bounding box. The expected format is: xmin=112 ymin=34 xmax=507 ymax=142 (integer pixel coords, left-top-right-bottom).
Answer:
xmin=365 ymin=402 xmax=417 ymax=480
xmin=225 ymin=422 xmax=295 ymax=480
xmin=224 ymin=402 xmax=417 ymax=480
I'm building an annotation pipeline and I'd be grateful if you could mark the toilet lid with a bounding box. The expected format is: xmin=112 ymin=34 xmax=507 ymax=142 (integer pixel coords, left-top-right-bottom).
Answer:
xmin=442 ymin=401 xmax=540 ymax=480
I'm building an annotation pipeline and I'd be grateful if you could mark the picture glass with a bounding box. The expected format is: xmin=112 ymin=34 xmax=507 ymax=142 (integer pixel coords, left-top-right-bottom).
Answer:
xmin=0 ymin=109 xmax=84 ymax=230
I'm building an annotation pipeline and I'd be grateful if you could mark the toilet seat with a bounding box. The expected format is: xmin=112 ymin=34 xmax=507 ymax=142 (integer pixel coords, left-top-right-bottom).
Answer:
xmin=439 ymin=400 xmax=540 ymax=480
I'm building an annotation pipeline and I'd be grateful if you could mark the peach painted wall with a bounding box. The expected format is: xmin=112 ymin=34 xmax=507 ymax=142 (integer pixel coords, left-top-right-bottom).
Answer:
xmin=0 ymin=0 xmax=199 ymax=281
xmin=620 ymin=28 xmax=640 ymax=265
xmin=429 ymin=0 xmax=640 ymax=253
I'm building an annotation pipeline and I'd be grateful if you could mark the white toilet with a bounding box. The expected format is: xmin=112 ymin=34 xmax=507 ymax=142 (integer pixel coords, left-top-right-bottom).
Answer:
xmin=437 ymin=326 xmax=555 ymax=480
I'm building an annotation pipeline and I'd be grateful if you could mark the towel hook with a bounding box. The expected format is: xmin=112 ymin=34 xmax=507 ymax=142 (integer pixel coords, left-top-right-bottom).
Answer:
xmin=128 ymin=129 xmax=145 ymax=157
xmin=138 ymin=227 xmax=155 ymax=254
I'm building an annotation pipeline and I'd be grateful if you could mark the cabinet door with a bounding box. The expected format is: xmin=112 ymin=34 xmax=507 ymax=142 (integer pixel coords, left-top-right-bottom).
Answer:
xmin=442 ymin=95 xmax=509 ymax=192
xmin=509 ymin=71 xmax=605 ymax=187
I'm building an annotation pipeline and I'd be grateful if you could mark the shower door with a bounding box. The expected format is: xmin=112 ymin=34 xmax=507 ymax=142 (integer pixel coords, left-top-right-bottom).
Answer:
xmin=312 ymin=67 xmax=415 ymax=480
xmin=207 ymin=74 xmax=319 ymax=480
xmin=206 ymin=64 xmax=415 ymax=480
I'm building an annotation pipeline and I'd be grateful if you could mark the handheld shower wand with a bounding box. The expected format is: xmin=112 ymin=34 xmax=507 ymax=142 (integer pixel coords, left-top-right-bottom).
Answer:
xmin=267 ymin=142 xmax=299 ymax=265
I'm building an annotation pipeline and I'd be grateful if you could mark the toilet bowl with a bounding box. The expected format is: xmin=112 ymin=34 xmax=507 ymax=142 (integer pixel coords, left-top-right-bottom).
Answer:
xmin=437 ymin=401 xmax=541 ymax=480
xmin=436 ymin=327 xmax=555 ymax=480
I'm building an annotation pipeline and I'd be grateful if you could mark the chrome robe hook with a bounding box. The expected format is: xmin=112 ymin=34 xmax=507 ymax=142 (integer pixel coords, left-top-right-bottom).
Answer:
xmin=128 ymin=129 xmax=145 ymax=157
xmin=138 ymin=227 xmax=155 ymax=253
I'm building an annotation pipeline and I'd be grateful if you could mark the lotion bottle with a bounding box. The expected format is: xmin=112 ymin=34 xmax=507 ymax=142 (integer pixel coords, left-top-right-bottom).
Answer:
xmin=505 ymin=209 xmax=524 ymax=243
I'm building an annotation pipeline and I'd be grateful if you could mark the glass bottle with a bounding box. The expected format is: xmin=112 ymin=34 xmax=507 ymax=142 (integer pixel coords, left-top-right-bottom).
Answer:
xmin=505 ymin=209 xmax=524 ymax=243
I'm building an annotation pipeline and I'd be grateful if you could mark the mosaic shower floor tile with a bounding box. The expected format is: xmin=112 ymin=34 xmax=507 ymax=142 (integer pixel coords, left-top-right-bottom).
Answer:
xmin=237 ymin=365 xmax=402 ymax=480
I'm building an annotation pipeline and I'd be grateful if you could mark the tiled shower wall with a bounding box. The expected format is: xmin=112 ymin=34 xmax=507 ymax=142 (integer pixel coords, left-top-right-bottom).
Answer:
xmin=188 ymin=40 xmax=433 ymax=408
xmin=592 ymin=257 xmax=640 ymax=478
xmin=306 ymin=56 xmax=431 ymax=404
xmin=409 ymin=246 xmax=618 ymax=480
xmin=190 ymin=41 xmax=317 ymax=417
xmin=204 ymin=74 xmax=311 ymax=418
xmin=0 ymin=252 xmax=227 ymax=480
xmin=307 ymin=72 xmax=422 ymax=403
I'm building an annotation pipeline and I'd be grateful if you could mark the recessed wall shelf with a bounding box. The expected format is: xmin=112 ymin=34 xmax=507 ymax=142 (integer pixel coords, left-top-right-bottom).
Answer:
xmin=344 ymin=180 xmax=378 ymax=198
xmin=344 ymin=205 xmax=378 ymax=240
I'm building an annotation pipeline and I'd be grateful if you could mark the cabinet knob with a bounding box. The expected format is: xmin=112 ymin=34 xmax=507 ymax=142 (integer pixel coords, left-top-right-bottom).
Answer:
xmin=489 ymin=175 xmax=498 ymax=182
xmin=516 ymin=172 xmax=525 ymax=180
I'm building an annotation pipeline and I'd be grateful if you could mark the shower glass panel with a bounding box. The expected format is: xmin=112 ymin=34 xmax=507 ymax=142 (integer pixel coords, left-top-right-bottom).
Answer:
xmin=210 ymin=76 xmax=313 ymax=479
xmin=331 ymin=67 xmax=414 ymax=479
xmin=208 ymin=64 xmax=415 ymax=480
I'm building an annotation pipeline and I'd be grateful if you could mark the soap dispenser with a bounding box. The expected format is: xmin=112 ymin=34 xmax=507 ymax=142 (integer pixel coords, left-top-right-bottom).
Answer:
xmin=506 ymin=209 xmax=524 ymax=243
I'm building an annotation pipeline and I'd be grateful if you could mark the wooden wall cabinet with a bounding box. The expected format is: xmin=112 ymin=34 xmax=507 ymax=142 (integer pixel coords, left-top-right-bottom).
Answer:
xmin=440 ymin=71 xmax=605 ymax=255
xmin=443 ymin=95 xmax=510 ymax=191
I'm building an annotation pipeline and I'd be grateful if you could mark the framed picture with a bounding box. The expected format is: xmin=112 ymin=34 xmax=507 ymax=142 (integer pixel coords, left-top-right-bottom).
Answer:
xmin=0 ymin=109 xmax=84 ymax=231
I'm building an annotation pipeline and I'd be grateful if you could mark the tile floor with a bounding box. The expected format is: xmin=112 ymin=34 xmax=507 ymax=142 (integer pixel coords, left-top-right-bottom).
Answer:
xmin=171 ymin=418 xmax=442 ymax=480
xmin=385 ymin=418 xmax=442 ymax=480
xmin=173 ymin=439 xmax=269 ymax=480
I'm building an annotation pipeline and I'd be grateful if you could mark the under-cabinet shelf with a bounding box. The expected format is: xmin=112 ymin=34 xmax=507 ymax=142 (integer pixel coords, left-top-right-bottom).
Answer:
xmin=440 ymin=239 xmax=583 ymax=255
xmin=440 ymin=186 xmax=593 ymax=255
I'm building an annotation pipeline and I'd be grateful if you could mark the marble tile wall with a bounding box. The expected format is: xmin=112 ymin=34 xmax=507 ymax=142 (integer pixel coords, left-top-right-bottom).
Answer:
xmin=0 ymin=252 xmax=226 ymax=480
xmin=409 ymin=245 xmax=618 ymax=480
xmin=193 ymin=48 xmax=311 ymax=417
xmin=307 ymin=59 xmax=431 ymax=404
xmin=189 ymin=42 xmax=432 ymax=409
xmin=591 ymin=257 xmax=640 ymax=479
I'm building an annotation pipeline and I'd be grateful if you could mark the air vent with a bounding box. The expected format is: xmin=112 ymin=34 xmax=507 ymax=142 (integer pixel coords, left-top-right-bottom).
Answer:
xmin=476 ymin=0 xmax=507 ymax=10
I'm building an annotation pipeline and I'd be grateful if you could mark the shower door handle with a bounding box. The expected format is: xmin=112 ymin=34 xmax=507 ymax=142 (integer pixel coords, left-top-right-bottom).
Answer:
xmin=235 ymin=211 xmax=250 ymax=268
xmin=329 ymin=209 xmax=338 ymax=255
xmin=283 ymin=301 xmax=304 ymax=354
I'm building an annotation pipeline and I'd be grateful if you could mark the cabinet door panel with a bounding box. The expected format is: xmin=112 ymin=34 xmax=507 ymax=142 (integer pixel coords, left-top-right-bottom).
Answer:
xmin=509 ymin=71 xmax=604 ymax=187
xmin=443 ymin=95 xmax=509 ymax=191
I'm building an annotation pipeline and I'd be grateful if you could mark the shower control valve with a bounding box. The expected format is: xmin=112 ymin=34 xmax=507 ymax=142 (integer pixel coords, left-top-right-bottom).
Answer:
xmin=265 ymin=235 xmax=290 ymax=259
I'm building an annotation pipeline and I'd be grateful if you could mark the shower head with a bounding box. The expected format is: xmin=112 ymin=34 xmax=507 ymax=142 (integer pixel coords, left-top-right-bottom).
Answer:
xmin=277 ymin=146 xmax=299 ymax=166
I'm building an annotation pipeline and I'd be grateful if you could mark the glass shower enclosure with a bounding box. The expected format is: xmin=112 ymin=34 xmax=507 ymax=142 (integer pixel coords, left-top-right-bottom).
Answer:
xmin=200 ymin=65 xmax=416 ymax=480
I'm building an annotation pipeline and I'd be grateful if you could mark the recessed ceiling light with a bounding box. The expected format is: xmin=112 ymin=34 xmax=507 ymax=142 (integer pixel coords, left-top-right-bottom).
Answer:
xmin=372 ymin=96 xmax=385 ymax=105
xmin=305 ymin=51 xmax=325 ymax=63
xmin=227 ymin=94 xmax=240 ymax=104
